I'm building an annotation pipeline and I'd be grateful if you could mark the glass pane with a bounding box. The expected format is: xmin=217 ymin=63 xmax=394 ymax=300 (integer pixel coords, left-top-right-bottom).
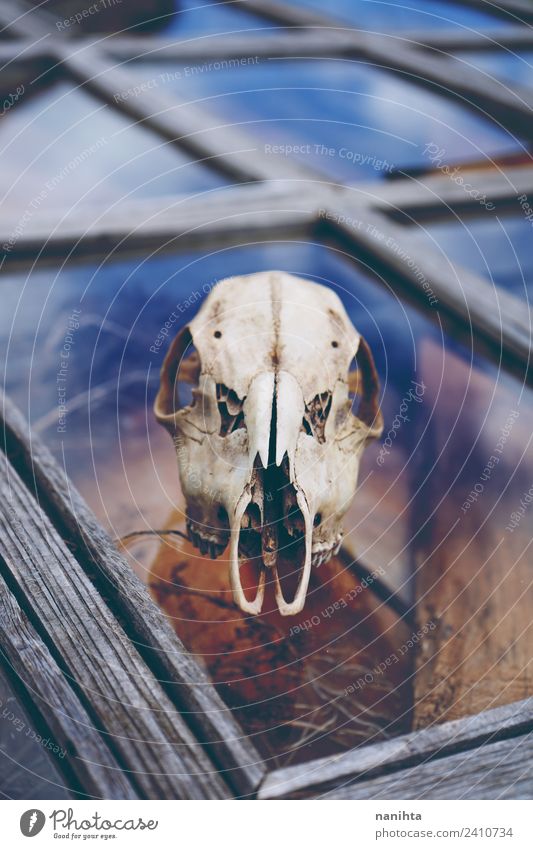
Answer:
xmin=1 ymin=237 xmax=530 ymax=765
xmin=284 ymin=0 xmax=514 ymax=30
xmin=123 ymin=58 xmax=521 ymax=182
xmin=0 ymin=79 xmax=227 ymax=230
xmin=454 ymin=50 xmax=533 ymax=87
xmin=0 ymin=667 xmax=71 ymax=799
xmin=157 ymin=0 xmax=272 ymax=34
xmin=408 ymin=213 xmax=533 ymax=301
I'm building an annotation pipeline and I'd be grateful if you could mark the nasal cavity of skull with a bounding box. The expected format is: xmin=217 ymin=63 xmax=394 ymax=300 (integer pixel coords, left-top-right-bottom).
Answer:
xmin=216 ymin=383 xmax=245 ymax=436
xmin=301 ymin=391 xmax=332 ymax=443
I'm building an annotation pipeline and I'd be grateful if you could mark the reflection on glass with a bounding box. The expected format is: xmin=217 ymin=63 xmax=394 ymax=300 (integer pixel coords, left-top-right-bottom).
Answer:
xmin=285 ymin=0 xmax=513 ymax=30
xmin=124 ymin=59 xmax=521 ymax=182
xmin=1 ymin=240 xmax=530 ymax=764
xmin=408 ymin=214 xmax=533 ymax=301
xmin=0 ymin=80 xmax=226 ymax=220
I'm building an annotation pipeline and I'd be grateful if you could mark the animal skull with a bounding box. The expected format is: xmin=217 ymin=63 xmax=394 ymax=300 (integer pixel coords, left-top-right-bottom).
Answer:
xmin=154 ymin=271 xmax=383 ymax=616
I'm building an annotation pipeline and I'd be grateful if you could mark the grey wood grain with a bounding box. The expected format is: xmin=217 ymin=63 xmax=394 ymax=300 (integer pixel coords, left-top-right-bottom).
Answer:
xmin=0 ymin=448 xmax=231 ymax=799
xmin=323 ymin=732 xmax=533 ymax=799
xmin=367 ymin=164 xmax=533 ymax=215
xmin=0 ymin=392 xmax=265 ymax=796
xmin=0 ymin=570 xmax=137 ymax=799
xmin=259 ymin=696 xmax=533 ymax=798
xmin=412 ymin=26 xmax=533 ymax=52
xmin=460 ymin=0 xmax=533 ymax=23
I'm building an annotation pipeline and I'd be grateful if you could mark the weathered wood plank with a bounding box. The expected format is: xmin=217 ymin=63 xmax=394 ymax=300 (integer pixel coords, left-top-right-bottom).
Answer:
xmin=104 ymin=30 xmax=357 ymax=63
xmin=0 ymin=0 xmax=49 ymax=39
xmin=411 ymin=353 xmax=533 ymax=729
xmin=414 ymin=26 xmax=533 ymax=52
xmin=368 ymin=165 xmax=533 ymax=216
xmin=0 ymin=570 xmax=137 ymax=799
xmin=0 ymin=448 xmax=231 ymax=799
xmin=55 ymin=45 xmax=317 ymax=184
xmin=323 ymin=732 xmax=533 ymax=799
xmin=460 ymin=0 xmax=533 ymax=23
xmin=259 ymin=696 xmax=533 ymax=798
xmin=0 ymin=45 xmax=54 ymax=100
xmin=0 ymin=182 xmax=323 ymax=264
xmin=0 ymin=392 xmax=265 ymax=796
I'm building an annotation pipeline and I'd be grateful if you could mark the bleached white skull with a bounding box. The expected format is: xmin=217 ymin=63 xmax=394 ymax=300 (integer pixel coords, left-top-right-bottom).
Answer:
xmin=154 ymin=271 xmax=383 ymax=616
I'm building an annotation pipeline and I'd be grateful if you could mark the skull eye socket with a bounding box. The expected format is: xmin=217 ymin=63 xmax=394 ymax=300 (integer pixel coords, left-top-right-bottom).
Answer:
xmin=154 ymin=325 xmax=202 ymax=427
xmin=301 ymin=391 xmax=332 ymax=443
xmin=216 ymin=383 xmax=246 ymax=436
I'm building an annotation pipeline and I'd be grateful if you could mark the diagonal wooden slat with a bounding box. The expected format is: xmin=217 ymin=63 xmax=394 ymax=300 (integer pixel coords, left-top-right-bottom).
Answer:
xmin=0 ymin=446 xmax=232 ymax=799
xmin=0 ymin=182 xmax=324 ymax=265
xmin=323 ymin=731 xmax=533 ymax=799
xmin=258 ymin=696 xmax=533 ymax=798
xmin=54 ymin=44 xmax=317 ymax=184
xmin=0 ymin=392 xmax=265 ymax=797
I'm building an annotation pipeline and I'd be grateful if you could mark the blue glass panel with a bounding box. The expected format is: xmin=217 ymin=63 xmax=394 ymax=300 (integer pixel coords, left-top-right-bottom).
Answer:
xmin=0 ymin=80 xmax=226 ymax=222
xmin=159 ymin=0 xmax=270 ymax=34
xmin=0 ymin=668 xmax=71 ymax=799
xmin=125 ymin=59 xmax=521 ymax=182
xmin=454 ymin=50 xmax=533 ymax=87
xmin=285 ymin=0 xmax=513 ymax=30
xmin=409 ymin=214 xmax=533 ymax=301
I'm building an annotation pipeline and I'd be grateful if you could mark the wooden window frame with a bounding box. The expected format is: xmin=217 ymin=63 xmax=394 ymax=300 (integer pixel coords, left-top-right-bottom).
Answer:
xmin=0 ymin=0 xmax=531 ymax=800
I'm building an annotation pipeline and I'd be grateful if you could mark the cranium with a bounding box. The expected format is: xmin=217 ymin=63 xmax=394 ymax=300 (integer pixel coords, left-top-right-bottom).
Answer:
xmin=154 ymin=271 xmax=383 ymax=616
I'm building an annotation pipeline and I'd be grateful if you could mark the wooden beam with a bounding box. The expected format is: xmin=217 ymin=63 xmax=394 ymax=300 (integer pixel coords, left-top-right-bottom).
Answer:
xmin=245 ymin=1 xmax=533 ymax=136
xmin=460 ymin=0 xmax=533 ymax=23
xmin=323 ymin=731 xmax=533 ymax=798
xmin=0 ymin=448 xmax=232 ymax=799
xmin=321 ymin=204 xmax=532 ymax=369
xmin=367 ymin=165 xmax=533 ymax=216
xmin=104 ymin=30 xmax=356 ymax=63
xmin=54 ymin=44 xmax=317 ymax=184
xmin=0 ymin=570 xmax=138 ymax=799
xmin=259 ymin=695 xmax=533 ymax=798
xmin=0 ymin=392 xmax=265 ymax=796
xmin=0 ymin=183 xmax=322 ymax=264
